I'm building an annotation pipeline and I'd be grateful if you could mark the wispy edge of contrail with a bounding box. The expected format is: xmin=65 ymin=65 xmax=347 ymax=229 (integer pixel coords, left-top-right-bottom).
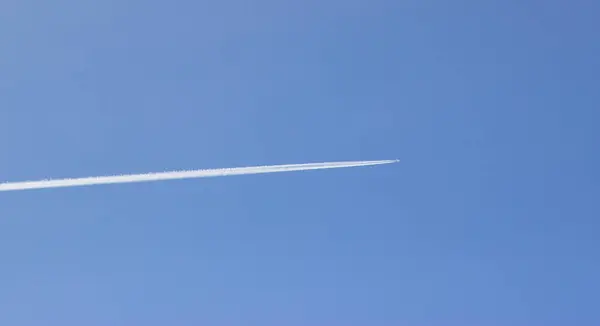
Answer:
xmin=0 ymin=159 xmax=399 ymax=192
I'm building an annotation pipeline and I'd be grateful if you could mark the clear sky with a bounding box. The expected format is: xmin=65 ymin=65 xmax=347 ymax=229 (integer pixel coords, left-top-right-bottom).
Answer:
xmin=1 ymin=1 xmax=599 ymax=325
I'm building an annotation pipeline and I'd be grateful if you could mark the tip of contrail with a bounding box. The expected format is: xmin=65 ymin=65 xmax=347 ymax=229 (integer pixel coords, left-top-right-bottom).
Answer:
xmin=370 ymin=159 xmax=399 ymax=164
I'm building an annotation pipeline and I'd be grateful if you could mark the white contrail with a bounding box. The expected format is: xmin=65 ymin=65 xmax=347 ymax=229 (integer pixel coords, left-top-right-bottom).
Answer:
xmin=0 ymin=159 xmax=398 ymax=192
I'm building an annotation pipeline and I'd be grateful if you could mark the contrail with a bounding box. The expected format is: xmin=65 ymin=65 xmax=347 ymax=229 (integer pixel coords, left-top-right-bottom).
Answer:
xmin=0 ymin=159 xmax=398 ymax=192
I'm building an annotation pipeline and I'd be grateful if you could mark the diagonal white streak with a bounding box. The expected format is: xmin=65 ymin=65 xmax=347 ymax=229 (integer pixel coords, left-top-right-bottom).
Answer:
xmin=0 ymin=160 xmax=398 ymax=192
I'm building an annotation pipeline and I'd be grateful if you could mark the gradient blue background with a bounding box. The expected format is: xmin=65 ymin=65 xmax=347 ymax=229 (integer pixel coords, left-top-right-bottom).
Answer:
xmin=1 ymin=1 xmax=599 ymax=325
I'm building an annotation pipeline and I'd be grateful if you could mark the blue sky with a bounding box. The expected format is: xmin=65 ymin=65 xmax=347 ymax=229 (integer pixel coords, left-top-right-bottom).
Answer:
xmin=1 ymin=0 xmax=599 ymax=325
